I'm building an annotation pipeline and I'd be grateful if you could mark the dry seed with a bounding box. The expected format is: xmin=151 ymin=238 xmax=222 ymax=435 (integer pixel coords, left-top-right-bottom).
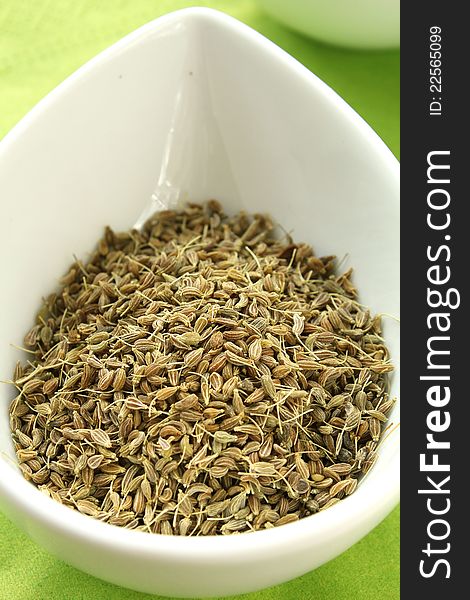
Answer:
xmin=155 ymin=387 xmax=179 ymax=401
xmin=275 ymin=514 xmax=299 ymax=526
xmin=250 ymin=462 xmax=277 ymax=476
xmin=87 ymin=455 xmax=104 ymax=470
xmin=214 ymin=431 xmax=238 ymax=445
xmin=89 ymin=429 xmax=112 ymax=448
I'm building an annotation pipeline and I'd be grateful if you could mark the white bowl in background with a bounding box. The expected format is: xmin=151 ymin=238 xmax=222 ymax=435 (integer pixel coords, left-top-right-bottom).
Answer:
xmin=257 ymin=0 xmax=400 ymax=49
xmin=0 ymin=8 xmax=399 ymax=598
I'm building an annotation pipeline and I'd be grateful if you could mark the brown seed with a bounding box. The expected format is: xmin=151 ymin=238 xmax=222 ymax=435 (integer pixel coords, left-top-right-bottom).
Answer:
xmin=259 ymin=437 xmax=273 ymax=459
xmin=209 ymin=353 xmax=227 ymax=373
xmin=113 ymin=368 xmax=127 ymax=391
xmin=260 ymin=375 xmax=276 ymax=399
xmin=76 ymin=500 xmax=100 ymax=517
xmin=42 ymin=378 xmax=59 ymax=396
xmin=155 ymin=387 xmax=179 ymax=401
xmin=87 ymin=455 xmax=104 ymax=470
xmin=245 ymin=388 xmax=265 ymax=404
xmin=292 ymin=313 xmax=305 ymax=336
xmin=184 ymin=348 xmax=204 ymax=368
xmin=250 ymin=462 xmax=277 ymax=476
xmin=97 ymin=370 xmax=114 ymax=391
xmin=275 ymin=514 xmax=299 ymax=526
xmin=248 ymin=339 xmax=263 ymax=362
xmin=89 ymin=429 xmax=112 ymax=448
xmin=226 ymin=350 xmax=252 ymax=367
xmin=210 ymin=331 xmax=224 ymax=349
xmin=369 ymin=418 xmax=382 ymax=441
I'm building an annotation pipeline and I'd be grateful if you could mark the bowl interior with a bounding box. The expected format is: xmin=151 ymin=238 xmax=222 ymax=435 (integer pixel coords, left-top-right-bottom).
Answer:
xmin=0 ymin=7 xmax=399 ymax=533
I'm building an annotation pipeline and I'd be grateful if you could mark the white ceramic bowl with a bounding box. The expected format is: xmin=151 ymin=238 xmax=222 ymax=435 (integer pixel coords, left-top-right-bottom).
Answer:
xmin=257 ymin=0 xmax=400 ymax=49
xmin=0 ymin=8 xmax=399 ymax=598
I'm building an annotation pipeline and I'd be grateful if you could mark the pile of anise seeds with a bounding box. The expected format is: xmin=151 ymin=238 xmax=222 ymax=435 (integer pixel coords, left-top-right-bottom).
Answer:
xmin=10 ymin=201 xmax=393 ymax=536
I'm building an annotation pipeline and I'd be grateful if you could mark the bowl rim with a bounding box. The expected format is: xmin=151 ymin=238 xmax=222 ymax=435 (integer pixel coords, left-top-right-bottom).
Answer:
xmin=0 ymin=6 xmax=399 ymax=559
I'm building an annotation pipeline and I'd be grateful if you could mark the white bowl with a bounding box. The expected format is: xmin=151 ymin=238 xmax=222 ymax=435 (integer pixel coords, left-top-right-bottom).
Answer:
xmin=257 ymin=0 xmax=400 ymax=49
xmin=0 ymin=8 xmax=399 ymax=598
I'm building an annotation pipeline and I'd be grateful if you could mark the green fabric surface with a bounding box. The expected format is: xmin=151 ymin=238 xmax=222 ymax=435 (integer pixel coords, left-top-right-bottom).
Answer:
xmin=0 ymin=1 xmax=399 ymax=598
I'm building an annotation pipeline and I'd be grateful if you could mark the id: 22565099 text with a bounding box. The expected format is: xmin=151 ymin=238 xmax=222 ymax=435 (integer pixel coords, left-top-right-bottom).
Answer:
xmin=429 ymin=26 xmax=443 ymax=116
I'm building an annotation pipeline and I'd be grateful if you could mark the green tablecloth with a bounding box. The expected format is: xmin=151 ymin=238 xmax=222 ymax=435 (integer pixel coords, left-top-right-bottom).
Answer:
xmin=0 ymin=1 xmax=399 ymax=598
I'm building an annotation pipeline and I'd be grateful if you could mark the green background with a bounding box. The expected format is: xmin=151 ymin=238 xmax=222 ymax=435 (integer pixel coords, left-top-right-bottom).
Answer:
xmin=0 ymin=1 xmax=399 ymax=598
